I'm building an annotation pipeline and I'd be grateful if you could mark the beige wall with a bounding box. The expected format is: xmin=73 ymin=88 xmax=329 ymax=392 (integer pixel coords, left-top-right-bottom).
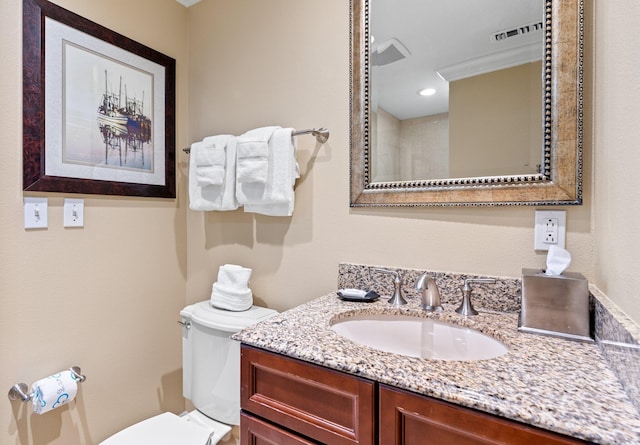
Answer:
xmin=399 ymin=113 xmax=449 ymax=180
xmin=1 ymin=0 xmax=639 ymax=444
xmin=184 ymin=0 xmax=593 ymax=314
xmin=593 ymin=1 xmax=640 ymax=324
xmin=449 ymin=62 xmax=543 ymax=178
xmin=371 ymin=108 xmax=401 ymax=182
xmin=0 ymin=0 xmax=189 ymax=443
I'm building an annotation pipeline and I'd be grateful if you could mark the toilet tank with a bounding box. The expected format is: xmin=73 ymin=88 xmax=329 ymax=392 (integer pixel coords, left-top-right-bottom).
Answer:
xmin=180 ymin=302 xmax=277 ymax=425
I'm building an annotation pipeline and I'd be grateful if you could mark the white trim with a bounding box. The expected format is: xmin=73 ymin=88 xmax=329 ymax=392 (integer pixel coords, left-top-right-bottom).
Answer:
xmin=436 ymin=43 xmax=542 ymax=82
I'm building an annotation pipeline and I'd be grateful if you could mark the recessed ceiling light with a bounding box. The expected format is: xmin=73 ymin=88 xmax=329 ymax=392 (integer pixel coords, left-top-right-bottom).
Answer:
xmin=418 ymin=88 xmax=436 ymax=96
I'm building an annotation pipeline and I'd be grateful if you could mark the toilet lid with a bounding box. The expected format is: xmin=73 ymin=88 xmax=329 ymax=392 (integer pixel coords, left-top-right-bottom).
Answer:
xmin=181 ymin=302 xmax=278 ymax=332
xmin=100 ymin=412 xmax=231 ymax=445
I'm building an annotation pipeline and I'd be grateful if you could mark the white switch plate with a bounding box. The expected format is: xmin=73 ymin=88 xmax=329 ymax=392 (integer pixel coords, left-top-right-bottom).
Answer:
xmin=64 ymin=198 xmax=84 ymax=227
xmin=24 ymin=197 xmax=48 ymax=229
xmin=534 ymin=210 xmax=566 ymax=251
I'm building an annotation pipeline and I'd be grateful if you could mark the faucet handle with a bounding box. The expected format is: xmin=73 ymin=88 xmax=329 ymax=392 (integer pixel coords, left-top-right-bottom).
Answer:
xmin=455 ymin=278 xmax=496 ymax=316
xmin=463 ymin=278 xmax=496 ymax=290
xmin=374 ymin=268 xmax=408 ymax=306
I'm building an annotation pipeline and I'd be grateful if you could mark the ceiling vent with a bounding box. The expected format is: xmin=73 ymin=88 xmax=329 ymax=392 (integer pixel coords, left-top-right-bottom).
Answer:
xmin=491 ymin=21 xmax=543 ymax=43
xmin=372 ymin=38 xmax=411 ymax=67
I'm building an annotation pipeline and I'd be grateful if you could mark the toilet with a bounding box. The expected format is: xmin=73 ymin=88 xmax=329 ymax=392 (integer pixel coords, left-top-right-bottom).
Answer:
xmin=100 ymin=301 xmax=278 ymax=445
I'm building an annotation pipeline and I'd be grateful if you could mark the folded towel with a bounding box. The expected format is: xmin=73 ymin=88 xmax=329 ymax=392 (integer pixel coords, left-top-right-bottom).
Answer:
xmin=210 ymin=264 xmax=253 ymax=311
xmin=236 ymin=126 xmax=280 ymax=185
xmin=217 ymin=264 xmax=252 ymax=289
xmin=236 ymin=138 xmax=269 ymax=183
xmin=211 ymin=282 xmax=253 ymax=311
xmin=194 ymin=138 xmax=226 ymax=186
xmin=188 ymin=135 xmax=239 ymax=211
xmin=236 ymin=126 xmax=279 ymax=203
xmin=242 ymin=128 xmax=299 ymax=217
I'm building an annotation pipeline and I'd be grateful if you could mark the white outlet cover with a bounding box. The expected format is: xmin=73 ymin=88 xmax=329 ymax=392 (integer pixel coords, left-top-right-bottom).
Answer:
xmin=534 ymin=210 xmax=566 ymax=251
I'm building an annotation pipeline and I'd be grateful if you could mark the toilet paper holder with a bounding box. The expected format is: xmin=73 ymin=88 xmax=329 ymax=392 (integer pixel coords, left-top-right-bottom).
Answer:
xmin=7 ymin=366 xmax=86 ymax=402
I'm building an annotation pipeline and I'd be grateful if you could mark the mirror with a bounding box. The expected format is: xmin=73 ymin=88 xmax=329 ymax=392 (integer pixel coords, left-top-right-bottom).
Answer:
xmin=350 ymin=0 xmax=583 ymax=206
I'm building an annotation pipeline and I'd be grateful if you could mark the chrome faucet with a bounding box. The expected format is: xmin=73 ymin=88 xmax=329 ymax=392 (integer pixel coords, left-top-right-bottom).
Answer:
xmin=455 ymin=278 xmax=496 ymax=316
xmin=414 ymin=273 xmax=443 ymax=312
xmin=374 ymin=268 xmax=408 ymax=306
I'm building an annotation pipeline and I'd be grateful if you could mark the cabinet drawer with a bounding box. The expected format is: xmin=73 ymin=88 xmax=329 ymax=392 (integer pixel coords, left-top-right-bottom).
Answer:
xmin=379 ymin=385 xmax=588 ymax=445
xmin=241 ymin=345 xmax=375 ymax=445
xmin=241 ymin=412 xmax=318 ymax=445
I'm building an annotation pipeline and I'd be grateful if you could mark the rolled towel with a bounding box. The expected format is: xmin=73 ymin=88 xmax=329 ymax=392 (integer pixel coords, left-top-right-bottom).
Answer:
xmin=217 ymin=264 xmax=252 ymax=289
xmin=210 ymin=264 xmax=254 ymax=311
xmin=211 ymin=282 xmax=253 ymax=311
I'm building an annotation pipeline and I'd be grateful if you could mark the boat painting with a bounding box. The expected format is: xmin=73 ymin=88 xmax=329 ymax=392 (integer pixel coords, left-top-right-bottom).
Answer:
xmin=94 ymin=70 xmax=153 ymax=169
xmin=97 ymin=70 xmax=152 ymax=141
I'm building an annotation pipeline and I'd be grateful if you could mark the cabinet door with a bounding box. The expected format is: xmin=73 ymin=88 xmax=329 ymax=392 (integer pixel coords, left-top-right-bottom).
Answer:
xmin=241 ymin=413 xmax=318 ymax=445
xmin=379 ymin=385 xmax=588 ymax=445
xmin=241 ymin=345 xmax=375 ymax=445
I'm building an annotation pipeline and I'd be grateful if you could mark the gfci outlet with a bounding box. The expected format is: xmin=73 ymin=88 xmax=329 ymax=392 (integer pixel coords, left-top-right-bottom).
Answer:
xmin=534 ymin=210 xmax=566 ymax=251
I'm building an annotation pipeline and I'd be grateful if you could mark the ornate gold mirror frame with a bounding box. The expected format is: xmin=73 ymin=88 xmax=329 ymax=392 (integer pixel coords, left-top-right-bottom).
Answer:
xmin=350 ymin=0 xmax=583 ymax=207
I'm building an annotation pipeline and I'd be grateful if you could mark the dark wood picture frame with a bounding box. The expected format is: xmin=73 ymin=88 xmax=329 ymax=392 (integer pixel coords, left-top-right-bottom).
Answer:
xmin=23 ymin=0 xmax=176 ymax=198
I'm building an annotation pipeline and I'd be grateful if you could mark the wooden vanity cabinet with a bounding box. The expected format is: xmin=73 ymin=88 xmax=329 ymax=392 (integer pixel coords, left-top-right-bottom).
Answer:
xmin=240 ymin=345 xmax=375 ymax=445
xmin=240 ymin=345 xmax=588 ymax=445
xmin=379 ymin=385 xmax=589 ymax=445
xmin=240 ymin=412 xmax=319 ymax=445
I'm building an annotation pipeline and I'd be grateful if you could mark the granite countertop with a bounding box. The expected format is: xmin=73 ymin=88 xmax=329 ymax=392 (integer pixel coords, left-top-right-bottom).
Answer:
xmin=234 ymin=293 xmax=640 ymax=445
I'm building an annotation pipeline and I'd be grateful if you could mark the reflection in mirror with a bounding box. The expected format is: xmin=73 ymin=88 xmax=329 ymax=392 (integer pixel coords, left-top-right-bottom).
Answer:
xmin=371 ymin=0 xmax=544 ymax=182
xmin=350 ymin=0 xmax=583 ymax=207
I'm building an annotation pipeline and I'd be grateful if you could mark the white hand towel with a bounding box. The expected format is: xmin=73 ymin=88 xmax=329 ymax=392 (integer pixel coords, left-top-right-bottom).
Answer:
xmin=235 ymin=126 xmax=280 ymax=204
xmin=210 ymin=264 xmax=253 ymax=311
xmin=189 ymin=135 xmax=239 ymax=211
xmin=211 ymin=282 xmax=253 ymax=311
xmin=194 ymin=138 xmax=226 ymax=186
xmin=217 ymin=264 xmax=252 ymax=289
xmin=236 ymin=138 xmax=269 ymax=183
xmin=243 ymin=128 xmax=299 ymax=217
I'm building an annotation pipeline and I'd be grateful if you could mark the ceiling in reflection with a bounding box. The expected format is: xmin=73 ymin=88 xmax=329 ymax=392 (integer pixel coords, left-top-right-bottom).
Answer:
xmin=371 ymin=0 xmax=544 ymax=120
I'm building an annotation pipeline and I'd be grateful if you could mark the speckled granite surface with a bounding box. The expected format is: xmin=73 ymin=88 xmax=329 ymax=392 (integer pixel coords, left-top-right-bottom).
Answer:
xmin=337 ymin=263 xmax=522 ymax=313
xmin=234 ymin=264 xmax=640 ymax=445
xmin=592 ymin=286 xmax=640 ymax=414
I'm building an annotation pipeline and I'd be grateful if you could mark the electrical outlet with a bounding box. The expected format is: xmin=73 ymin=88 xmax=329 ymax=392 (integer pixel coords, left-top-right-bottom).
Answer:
xmin=534 ymin=210 xmax=566 ymax=251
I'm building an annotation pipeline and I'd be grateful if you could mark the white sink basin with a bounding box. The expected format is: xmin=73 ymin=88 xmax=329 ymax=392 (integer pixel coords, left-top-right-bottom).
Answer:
xmin=330 ymin=314 xmax=508 ymax=361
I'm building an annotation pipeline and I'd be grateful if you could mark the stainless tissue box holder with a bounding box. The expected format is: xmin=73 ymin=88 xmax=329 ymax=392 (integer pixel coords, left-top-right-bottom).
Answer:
xmin=518 ymin=268 xmax=593 ymax=342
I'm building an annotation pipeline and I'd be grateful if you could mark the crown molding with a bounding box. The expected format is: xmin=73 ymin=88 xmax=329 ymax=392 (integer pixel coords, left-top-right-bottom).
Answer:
xmin=436 ymin=43 xmax=541 ymax=83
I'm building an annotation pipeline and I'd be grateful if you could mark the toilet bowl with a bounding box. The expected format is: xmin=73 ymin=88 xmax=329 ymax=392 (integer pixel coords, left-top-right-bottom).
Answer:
xmin=100 ymin=301 xmax=278 ymax=445
xmin=99 ymin=411 xmax=230 ymax=445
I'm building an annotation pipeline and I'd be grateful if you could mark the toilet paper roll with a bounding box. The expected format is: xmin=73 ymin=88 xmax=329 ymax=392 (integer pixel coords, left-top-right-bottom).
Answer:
xmin=31 ymin=370 xmax=78 ymax=415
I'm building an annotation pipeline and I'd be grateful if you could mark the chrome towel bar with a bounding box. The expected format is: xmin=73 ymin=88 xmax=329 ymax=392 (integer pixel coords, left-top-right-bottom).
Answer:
xmin=183 ymin=127 xmax=329 ymax=154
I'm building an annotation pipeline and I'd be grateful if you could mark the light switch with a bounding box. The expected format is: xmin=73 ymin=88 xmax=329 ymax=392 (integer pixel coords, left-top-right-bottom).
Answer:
xmin=24 ymin=197 xmax=48 ymax=229
xmin=64 ymin=198 xmax=84 ymax=227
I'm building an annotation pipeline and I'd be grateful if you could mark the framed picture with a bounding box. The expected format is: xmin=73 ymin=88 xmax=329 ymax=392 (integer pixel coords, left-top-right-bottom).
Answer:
xmin=23 ymin=0 xmax=176 ymax=198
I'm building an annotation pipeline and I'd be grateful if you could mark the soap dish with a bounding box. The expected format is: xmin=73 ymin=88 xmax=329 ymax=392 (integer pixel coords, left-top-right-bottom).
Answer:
xmin=337 ymin=290 xmax=379 ymax=302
